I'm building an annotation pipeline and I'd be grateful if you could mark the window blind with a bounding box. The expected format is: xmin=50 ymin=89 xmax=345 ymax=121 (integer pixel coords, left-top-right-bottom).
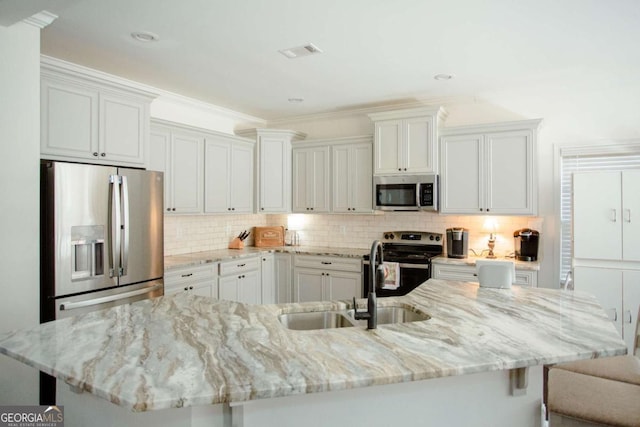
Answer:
xmin=560 ymin=151 xmax=640 ymax=282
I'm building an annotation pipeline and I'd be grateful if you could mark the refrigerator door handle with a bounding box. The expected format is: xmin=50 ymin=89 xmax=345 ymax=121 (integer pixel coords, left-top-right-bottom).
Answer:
xmin=121 ymin=175 xmax=129 ymax=277
xmin=109 ymin=175 xmax=122 ymax=277
xmin=59 ymin=283 xmax=163 ymax=312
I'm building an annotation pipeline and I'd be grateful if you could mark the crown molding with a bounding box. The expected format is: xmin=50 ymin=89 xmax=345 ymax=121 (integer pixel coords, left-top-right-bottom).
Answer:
xmin=23 ymin=11 xmax=57 ymax=29
xmin=559 ymin=140 xmax=640 ymax=157
xmin=265 ymin=95 xmax=477 ymax=126
xmin=291 ymin=134 xmax=373 ymax=147
xmin=235 ymin=128 xmax=306 ymax=141
xmin=440 ymin=118 xmax=543 ymax=136
xmin=367 ymin=105 xmax=448 ymax=122
xmin=40 ymin=55 xmax=267 ymax=125
xmin=151 ymin=118 xmax=254 ymax=144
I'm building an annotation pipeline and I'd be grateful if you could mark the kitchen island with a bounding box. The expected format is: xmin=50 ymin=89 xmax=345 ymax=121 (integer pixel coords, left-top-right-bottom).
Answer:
xmin=0 ymin=279 xmax=626 ymax=427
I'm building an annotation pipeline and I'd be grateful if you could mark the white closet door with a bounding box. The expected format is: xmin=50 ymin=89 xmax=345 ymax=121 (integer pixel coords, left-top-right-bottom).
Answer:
xmin=573 ymin=172 xmax=622 ymax=260
xmin=622 ymin=170 xmax=640 ymax=261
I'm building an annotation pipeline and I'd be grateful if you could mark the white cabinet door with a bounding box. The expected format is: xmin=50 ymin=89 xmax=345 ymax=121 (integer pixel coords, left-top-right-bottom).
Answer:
xmin=486 ymin=129 xmax=534 ymax=214
xmin=259 ymin=136 xmax=291 ymax=213
xmin=41 ymin=75 xmax=149 ymax=167
xmin=41 ymin=79 xmax=99 ymax=159
xmin=293 ymin=268 xmax=325 ymax=302
xmin=326 ymin=271 xmax=362 ymax=301
xmin=204 ymin=139 xmax=231 ymax=213
xmin=292 ymin=147 xmax=330 ymax=213
xmin=149 ymin=129 xmax=171 ymax=212
xmin=574 ymin=267 xmax=623 ymax=336
xmin=332 ymin=142 xmax=372 ymax=213
xmin=171 ymin=132 xmax=204 ymax=214
xmin=440 ymin=134 xmax=483 ymax=214
xmin=573 ymin=172 xmax=622 ymax=260
xmin=275 ymin=253 xmax=292 ymax=303
xmin=218 ymin=275 xmax=238 ymax=302
xmin=261 ymin=254 xmax=275 ymax=305
xmin=622 ymin=271 xmax=640 ymax=352
xmin=373 ymin=119 xmax=403 ymax=174
xmin=622 ymin=171 xmax=640 ymax=261
xmin=440 ymin=120 xmax=540 ymax=215
xmin=238 ymin=270 xmax=261 ymax=304
xmin=99 ymin=94 xmax=145 ymax=165
xmin=229 ymin=143 xmax=254 ymax=213
xmin=405 ymin=115 xmax=435 ymax=173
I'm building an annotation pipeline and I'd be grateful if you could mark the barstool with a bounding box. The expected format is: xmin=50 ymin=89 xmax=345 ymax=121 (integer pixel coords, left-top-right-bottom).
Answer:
xmin=547 ymin=306 xmax=640 ymax=426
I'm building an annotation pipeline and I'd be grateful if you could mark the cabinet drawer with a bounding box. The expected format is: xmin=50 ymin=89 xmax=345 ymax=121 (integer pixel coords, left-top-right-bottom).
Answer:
xmin=514 ymin=270 xmax=537 ymax=287
xmin=166 ymin=264 xmax=216 ymax=286
xmin=165 ymin=278 xmax=213 ymax=297
xmin=431 ymin=263 xmax=476 ymax=282
xmin=219 ymin=256 xmax=260 ymax=276
xmin=294 ymin=255 xmax=362 ymax=272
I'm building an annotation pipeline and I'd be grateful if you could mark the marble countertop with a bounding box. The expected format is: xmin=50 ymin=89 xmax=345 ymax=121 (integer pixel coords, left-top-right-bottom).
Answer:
xmin=431 ymin=255 xmax=541 ymax=271
xmin=0 ymin=280 xmax=625 ymax=412
xmin=165 ymin=246 xmax=368 ymax=270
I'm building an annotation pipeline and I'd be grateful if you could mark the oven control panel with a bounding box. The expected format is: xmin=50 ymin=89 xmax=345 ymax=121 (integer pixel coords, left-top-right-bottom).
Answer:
xmin=382 ymin=231 xmax=442 ymax=244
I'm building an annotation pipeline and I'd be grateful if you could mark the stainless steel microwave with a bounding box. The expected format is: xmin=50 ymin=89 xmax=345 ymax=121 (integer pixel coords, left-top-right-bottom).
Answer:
xmin=374 ymin=174 xmax=438 ymax=211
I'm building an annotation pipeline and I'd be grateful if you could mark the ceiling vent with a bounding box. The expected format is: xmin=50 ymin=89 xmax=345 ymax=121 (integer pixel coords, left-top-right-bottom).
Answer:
xmin=279 ymin=43 xmax=323 ymax=59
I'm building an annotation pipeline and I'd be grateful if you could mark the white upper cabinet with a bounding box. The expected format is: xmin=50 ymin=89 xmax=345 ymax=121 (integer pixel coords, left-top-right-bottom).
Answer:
xmin=368 ymin=106 xmax=446 ymax=175
xmin=236 ymin=129 xmax=306 ymax=214
xmin=41 ymin=57 xmax=156 ymax=167
xmin=331 ymin=137 xmax=373 ymax=213
xmin=292 ymin=145 xmax=330 ymax=213
xmin=440 ymin=119 xmax=541 ymax=215
xmin=149 ymin=123 xmax=204 ymax=214
xmin=573 ymin=170 xmax=640 ymax=261
xmin=204 ymin=134 xmax=254 ymax=214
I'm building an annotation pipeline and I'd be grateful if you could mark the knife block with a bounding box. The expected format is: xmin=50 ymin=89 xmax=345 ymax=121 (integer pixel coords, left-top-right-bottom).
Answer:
xmin=228 ymin=237 xmax=244 ymax=250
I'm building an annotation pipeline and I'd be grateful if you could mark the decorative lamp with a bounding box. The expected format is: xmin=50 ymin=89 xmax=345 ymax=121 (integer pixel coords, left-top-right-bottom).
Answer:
xmin=482 ymin=218 xmax=499 ymax=259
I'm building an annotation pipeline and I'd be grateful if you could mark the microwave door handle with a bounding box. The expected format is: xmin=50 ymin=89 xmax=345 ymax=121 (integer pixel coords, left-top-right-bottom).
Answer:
xmin=109 ymin=175 xmax=122 ymax=278
xmin=121 ymin=175 xmax=129 ymax=277
xmin=416 ymin=183 xmax=421 ymax=207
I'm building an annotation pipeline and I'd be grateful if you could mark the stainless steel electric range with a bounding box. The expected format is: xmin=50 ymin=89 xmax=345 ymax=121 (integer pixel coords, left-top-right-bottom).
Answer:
xmin=363 ymin=231 xmax=443 ymax=297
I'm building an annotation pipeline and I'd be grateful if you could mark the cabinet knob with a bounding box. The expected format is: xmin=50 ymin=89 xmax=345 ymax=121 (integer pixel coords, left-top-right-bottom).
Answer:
xmin=172 ymin=208 xmax=176 ymax=211
xmin=232 ymin=207 xmax=235 ymax=211
xmin=93 ymin=152 xmax=99 ymax=157
xmin=404 ymin=168 xmax=407 ymax=171
xmin=261 ymin=207 xmax=264 ymax=211
xmin=189 ymin=286 xmax=194 ymax=290
xmin=398 ymin=168 xmax=401 ymax=171
xmin=166 ymin=208 xmax=171 ymax=211
xmin=486 ymin=209 xmax=490 ymax=212
xmin=184 ymin=287 xmax=188 ymax=291
xmin=101 ymin=153 xmax=106 ymax=157
xmin=228 ymin=208 xmax=231 ymax=211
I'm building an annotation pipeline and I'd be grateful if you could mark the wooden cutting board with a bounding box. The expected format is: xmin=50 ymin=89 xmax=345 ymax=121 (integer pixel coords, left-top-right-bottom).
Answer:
xmin=253 ymin=226 xmax=285 ymax=247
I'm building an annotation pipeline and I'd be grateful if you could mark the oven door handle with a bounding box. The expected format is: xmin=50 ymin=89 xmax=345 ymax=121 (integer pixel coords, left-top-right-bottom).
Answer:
xmin=363 ymin=261 xmax=430 ymax=270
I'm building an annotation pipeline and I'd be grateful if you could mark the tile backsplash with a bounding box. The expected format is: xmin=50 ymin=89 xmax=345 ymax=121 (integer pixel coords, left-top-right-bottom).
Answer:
xmin=164 ymin=212 xmax=543 ymax=258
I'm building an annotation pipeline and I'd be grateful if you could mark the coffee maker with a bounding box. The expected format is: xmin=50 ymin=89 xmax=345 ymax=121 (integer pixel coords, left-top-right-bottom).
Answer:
xmin=446 ymin=228 xmax=468 ymax=259
xmin=513 ymin=228 xmax=539 ymax=261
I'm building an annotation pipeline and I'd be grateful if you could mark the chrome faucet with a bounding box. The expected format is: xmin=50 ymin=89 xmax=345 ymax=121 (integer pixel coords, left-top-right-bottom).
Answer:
xmin=353 ymin=240 xmax=385 ymax=329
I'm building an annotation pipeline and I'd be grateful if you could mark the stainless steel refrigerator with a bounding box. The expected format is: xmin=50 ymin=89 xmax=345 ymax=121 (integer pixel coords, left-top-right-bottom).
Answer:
xmin=40 ymin=160 xmax=164 ymax=403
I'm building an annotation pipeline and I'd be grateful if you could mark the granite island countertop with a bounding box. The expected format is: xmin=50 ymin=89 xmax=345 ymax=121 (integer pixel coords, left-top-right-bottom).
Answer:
xmin=431 ymin=254 xmax=541 ymax=271
xmin=165 ymin=246 xmax=368 ymax=270
xmin=0 ymin=279 xmax=626 ymax=412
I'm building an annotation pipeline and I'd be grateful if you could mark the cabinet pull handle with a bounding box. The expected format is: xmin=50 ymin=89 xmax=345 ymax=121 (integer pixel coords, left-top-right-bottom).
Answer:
xmin=625 ymin=309 xmax=632 ymax=324
xmin=625 ymin=209 xmax=632 ymax=223
xmin=238 ymin=263 xmax=246 ymax=267
xmin=611 ymin=209 xmax=617 ymax=222
xmin=321 ymin=261 xmax=332 ymax=265
xmin=181 ymin=273 xmax=193 ymax=277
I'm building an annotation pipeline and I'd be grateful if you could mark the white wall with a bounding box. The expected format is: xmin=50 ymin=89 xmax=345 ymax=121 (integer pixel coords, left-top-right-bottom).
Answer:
xmin=0 ymin=21 xmax=41 ymax=404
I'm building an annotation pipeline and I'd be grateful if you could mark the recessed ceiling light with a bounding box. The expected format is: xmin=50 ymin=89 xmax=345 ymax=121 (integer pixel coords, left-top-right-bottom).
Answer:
xmin=434 ymin=74 xmax=454 ymax=81
xmin=279 ymin=43 xmax=323 ymax=59
xmin=288 ymin=98 xmax=304 ymax=103
xmin=131 ymin=31 xmax=159 ymax=43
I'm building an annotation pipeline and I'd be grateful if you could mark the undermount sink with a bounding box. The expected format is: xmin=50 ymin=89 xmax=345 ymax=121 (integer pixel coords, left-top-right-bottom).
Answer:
xmin=278 ymin=311 xmax=355 ymax=330
xmin=278 ymin=305 xmax=430 ymax=330
xmin=347 ymin=306 xmax=430 ymax=325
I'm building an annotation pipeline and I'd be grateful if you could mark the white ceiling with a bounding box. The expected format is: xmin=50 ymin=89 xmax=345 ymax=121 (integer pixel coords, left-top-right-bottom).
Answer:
xmin=6 ymin=0 xmax=640 ymax=122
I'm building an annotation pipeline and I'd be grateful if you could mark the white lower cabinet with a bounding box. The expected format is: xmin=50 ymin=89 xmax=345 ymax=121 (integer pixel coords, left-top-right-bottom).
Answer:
xmin=260 ymin=253 xmax=275 ymax=305
xmin=293 ymin=255 xmax=362 ymax=302
xmin=431 ymin=262 xmax=538 ymax=287
xmin=218 ymin=256 xmax=262 ymax=304
xmin=164 ymin=264 xmax=218 ymax=298
xmin=274 ymin=253 xmax=293 ymax=303
xmin=573 ymin=266 xmax=640 ymax=353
